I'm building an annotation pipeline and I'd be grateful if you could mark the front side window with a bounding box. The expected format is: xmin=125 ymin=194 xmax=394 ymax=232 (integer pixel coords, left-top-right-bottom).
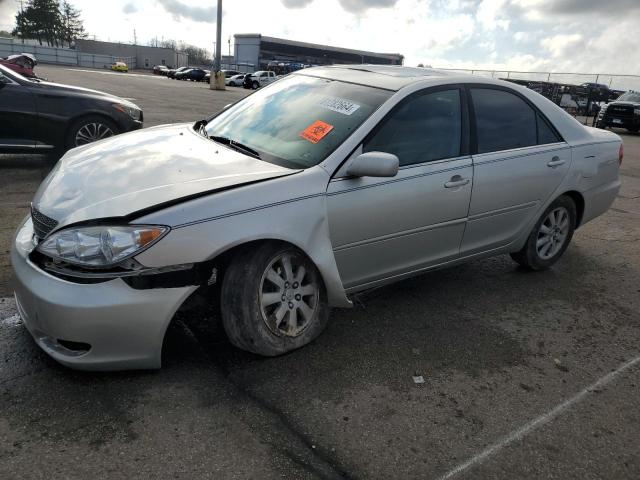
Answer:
xmin=205 ymin=74 xmax=391 ymax=169
xmin=364 ymin=89 xmax=462 ymax=166
xmin=471 ymin=88 xmax=537 ymax=154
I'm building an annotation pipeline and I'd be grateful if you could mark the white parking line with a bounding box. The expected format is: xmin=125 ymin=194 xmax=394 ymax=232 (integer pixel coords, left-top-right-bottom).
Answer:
xmin=64 ymin=68 xmax=163 ymax=79
xmin=437 ymin=355 xmax=640 ymax=480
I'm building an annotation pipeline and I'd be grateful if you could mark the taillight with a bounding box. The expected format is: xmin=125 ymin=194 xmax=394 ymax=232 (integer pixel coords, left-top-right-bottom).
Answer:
xmin=619 ymin=144 xmax=624 ymax=165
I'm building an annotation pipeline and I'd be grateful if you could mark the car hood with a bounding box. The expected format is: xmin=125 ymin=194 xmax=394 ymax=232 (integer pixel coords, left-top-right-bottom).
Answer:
xmin=33 ymin=123 xmax=297 ymax=228
xmin=31 ymin=80 xmax=126 ymax=101
xmin=607 ymin=101 xmax=639 ymax=107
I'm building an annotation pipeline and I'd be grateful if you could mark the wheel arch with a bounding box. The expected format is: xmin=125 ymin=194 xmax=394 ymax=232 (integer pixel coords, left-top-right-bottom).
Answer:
xmin=207 ymin=237 xmax=341 ymax=304
xmin=561 ymin=190 xmax=585 ymax=228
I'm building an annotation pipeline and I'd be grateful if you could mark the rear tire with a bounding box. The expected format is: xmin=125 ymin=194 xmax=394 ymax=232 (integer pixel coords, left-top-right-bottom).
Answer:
xmin=220 ymin=243 xmax=329 ymax=356
xmin=510 ymin=195 xmax=576 ymax=270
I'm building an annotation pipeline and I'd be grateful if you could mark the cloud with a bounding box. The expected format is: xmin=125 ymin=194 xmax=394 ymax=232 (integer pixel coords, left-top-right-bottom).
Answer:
xmin=540 ymin=33 xmax=583 ymax=58
xmin=280 ymin=0 xmax=399 ymax=13
xmin=157 ymin=0 xmax=216 ymax=23
xmin=0 ymin=0 xmax=17 ymax=31
xmin=338 ymin=0 xmax=398 ymax=12
xmin=512 ymin=0 xmax=640 ymax=19
xmin=122 ymin=3 xmax=138 ymax=14
xmin=476 ymin=0 xmax=510 ymax=30
xmin=281 ymin=0 xmax=314 ymax=7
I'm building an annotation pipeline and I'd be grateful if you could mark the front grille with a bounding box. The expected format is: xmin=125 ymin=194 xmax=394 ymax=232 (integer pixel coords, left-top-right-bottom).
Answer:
xmin=605 ymin=105 xmax=634 ymax=120
xmin=31 ymin=206 xmax=58 ymax=240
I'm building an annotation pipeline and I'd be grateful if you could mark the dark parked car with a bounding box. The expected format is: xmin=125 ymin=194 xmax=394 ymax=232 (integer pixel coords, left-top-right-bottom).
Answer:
xmin=175 ymin=68 xmax=207 ymax=82
xmin=153 ymin=65 xmax=170 ymax=75
xmin=0 ymin=64 xmax=143 ymax=154
xmin=596 ymin=91 xmax=640 ymax=133
xmin=167 ymin=66 xmax=191 ymax=79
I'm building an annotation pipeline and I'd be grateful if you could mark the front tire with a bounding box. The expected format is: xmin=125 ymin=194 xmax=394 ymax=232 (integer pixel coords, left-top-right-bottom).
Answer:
xmin=510 ymin=195 xmax=576 ymax=270
xmin=251 ymin=80 xmax=259 ymax=89
xmin=65 ymin=115 xmax=119 ymax=149
xmin=220 ymin=243 xmax=329 ymax=356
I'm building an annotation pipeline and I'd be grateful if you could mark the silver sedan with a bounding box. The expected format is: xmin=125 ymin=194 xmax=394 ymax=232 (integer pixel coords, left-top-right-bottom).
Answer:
xmin=12 ymin=66 xmax=622 ymax=370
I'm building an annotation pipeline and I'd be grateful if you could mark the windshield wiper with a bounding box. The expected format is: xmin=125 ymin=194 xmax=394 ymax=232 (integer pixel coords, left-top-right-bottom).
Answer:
xmin=209 ymin=135 xmax=261 ymax=159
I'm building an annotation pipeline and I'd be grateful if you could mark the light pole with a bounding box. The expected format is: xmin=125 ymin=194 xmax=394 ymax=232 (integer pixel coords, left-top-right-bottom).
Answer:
xmin=210 ymin=0 xmax=225 ymax=90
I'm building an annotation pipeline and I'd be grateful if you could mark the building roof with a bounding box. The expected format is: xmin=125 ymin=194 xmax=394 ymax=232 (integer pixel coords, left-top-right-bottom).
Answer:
xmin=235 ymin=34 xmax=403 ymax=62
xmin=293 ymin=65 xmax=464 ymax=90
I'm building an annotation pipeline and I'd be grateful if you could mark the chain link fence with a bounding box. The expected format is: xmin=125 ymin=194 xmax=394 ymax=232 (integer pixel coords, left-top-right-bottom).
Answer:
xmin=436 ymin=68 xmax=640 ymax=92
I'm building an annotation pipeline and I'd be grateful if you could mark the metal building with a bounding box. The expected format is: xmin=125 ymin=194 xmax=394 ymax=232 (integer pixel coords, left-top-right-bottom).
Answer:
xmin=234 ymin=34 xmax=403 ymax=71
xmin=75 ymin=39 xmax=188 ymax=69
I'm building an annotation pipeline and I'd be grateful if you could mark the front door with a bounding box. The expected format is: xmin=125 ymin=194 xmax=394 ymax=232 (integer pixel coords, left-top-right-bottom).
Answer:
xmin=327 ymin=87 xmax=472 ymax=290
xmin=0 ymin=69 xmax=36 ymax=149
xmin=461 ymin=86 xmax=571 ymax=254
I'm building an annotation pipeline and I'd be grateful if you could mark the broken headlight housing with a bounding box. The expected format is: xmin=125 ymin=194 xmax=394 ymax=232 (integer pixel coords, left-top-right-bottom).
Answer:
xmin=37 ymin=225 xmax=169 ymax=268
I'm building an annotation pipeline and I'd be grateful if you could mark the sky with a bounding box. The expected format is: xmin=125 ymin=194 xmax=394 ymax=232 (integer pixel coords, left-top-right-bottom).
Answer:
xmin=1 ymin=0 xmax=639 ymax=78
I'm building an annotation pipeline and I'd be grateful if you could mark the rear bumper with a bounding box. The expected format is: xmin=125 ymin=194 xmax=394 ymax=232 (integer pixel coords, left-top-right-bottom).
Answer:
xmin=598 ymin=114 xmax=639 ymax=129
xmin=581 ymin=178 xmax=621 ymax=225
xmin=11 ymin=227 xmax=196 ymax=371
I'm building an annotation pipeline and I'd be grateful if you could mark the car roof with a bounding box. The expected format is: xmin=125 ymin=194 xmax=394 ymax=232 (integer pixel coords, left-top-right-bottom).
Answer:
xmin=293 ymin=65 xmax=467 ymax=91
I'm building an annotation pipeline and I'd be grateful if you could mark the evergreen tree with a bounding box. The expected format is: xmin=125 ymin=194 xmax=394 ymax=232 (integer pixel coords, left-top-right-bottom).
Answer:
xmin=60 ymin=1 xmax=85 ymax=46
xmin=12 ymin=0 xmax=85 ymax=47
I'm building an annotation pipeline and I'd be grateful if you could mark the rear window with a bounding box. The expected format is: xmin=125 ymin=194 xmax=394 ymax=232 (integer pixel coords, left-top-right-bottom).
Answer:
xmin=205 ymin=74 xmax=392 ymax=168
xmin=471 ymin=88 xmax=537 ymax=154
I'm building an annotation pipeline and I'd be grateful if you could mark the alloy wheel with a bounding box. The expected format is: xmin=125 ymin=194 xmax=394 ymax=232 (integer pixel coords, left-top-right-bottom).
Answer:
xmin=536 ymin=207 xmax=570 ymax=260
xmin=259 ymin=252 xmax=319 ymax=338
xmin=75 ymin=122 xmax=115 ymax=146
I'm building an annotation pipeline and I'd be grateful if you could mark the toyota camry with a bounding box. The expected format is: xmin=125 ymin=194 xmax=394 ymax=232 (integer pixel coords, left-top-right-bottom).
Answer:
xmin=12 ymin=65 xmax=622 ymax=370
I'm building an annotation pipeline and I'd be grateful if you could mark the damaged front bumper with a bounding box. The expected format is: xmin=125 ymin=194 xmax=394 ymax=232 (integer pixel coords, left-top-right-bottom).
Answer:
xmin=11 ymin=218 xmax=199 ymax=371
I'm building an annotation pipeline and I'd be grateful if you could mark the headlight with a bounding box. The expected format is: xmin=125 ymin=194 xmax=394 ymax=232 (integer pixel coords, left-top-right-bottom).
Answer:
xmin=37 ymin=225 xmax=168 ymax=267
xmin=634 ymin=108 xmax=640 ymax=116
xmin=114 ymin=103 xmax=141 ymax=120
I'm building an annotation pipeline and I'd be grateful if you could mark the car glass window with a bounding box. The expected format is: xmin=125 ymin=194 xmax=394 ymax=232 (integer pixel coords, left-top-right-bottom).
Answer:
xmin=471 ymin=88 xmax=537 ymax=154
xmin=205 ymin=74 xmax=392 ymax=169
xmin=537 ymin=113 xmax=561 ymax=144
xmin=364 ymin=89 xmax=461 ymax=166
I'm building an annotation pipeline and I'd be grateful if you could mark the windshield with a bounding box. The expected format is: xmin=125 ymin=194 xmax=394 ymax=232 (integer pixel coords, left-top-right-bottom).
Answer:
xmin=617 ymin=92 xmax=640 ymax=103
xmin=205 ymin=74 xmax=392 ymax=169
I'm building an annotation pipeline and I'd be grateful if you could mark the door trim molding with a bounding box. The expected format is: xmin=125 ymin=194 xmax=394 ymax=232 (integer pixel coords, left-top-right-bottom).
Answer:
xmin=333 ymin=217 xmax=467 ymax=251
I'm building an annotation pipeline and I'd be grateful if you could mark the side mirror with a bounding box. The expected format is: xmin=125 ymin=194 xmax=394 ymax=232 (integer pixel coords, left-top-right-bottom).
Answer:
xmin=346 ymin=151 xmax=399 ymax=178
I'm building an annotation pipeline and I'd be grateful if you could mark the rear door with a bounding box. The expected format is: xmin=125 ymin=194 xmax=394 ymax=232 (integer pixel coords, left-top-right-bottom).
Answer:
xmin=0 ymin=69 xmax=36 ymax=149
xmin=327 ymin=86 xmax=473 ymax=289
xmin=460 ymin=86 xmax=570 ymax=254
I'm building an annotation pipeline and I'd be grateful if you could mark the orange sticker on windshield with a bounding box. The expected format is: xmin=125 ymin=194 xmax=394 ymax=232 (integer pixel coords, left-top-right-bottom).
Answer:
xmin=300 ymin=120 xmax=333 ymax=144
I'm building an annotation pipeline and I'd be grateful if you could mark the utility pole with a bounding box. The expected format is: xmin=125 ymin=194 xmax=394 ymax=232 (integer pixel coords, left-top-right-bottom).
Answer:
xmin=210 ymin=0 xmax=225 ymax=90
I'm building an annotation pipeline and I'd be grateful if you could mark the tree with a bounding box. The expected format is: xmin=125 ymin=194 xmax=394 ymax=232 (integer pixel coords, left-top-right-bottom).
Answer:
xmin=60 ymin=1 xmax=85 ymax=46
xmin=11 ymin=0 xmax=85 ymax=47
xmin=177 ymin=41 xmax=211 ymax=66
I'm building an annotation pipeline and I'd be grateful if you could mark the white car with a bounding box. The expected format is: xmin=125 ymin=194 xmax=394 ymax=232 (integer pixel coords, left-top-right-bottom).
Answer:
xmin=225 ymin=74 xmax=246 ymax=86
xmin=244 ymin=70 xmax=277 ymax=89
xmin=12 ymin=66 xmax=622 ymax=370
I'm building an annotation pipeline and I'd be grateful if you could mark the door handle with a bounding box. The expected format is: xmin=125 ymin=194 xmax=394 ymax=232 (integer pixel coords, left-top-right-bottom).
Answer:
xmin=547 ymin=156 xmax=565 ymax=168
xmin=444 ymin=175 xmax=470 ymax=188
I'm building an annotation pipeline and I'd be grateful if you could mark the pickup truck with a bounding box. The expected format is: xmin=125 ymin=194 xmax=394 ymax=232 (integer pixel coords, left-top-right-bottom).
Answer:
xmin=243 ymin=70 xmax=277 ymax=89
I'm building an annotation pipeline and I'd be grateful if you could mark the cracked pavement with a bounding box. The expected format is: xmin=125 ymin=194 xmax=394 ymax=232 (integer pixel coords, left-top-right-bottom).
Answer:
xmin=1 ymin=66 xmax=639 ymax=479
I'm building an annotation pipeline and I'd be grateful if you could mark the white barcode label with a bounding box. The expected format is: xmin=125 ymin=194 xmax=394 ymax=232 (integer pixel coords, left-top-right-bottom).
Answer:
xmin=319 ymin=97 xmax=361 ymax=115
